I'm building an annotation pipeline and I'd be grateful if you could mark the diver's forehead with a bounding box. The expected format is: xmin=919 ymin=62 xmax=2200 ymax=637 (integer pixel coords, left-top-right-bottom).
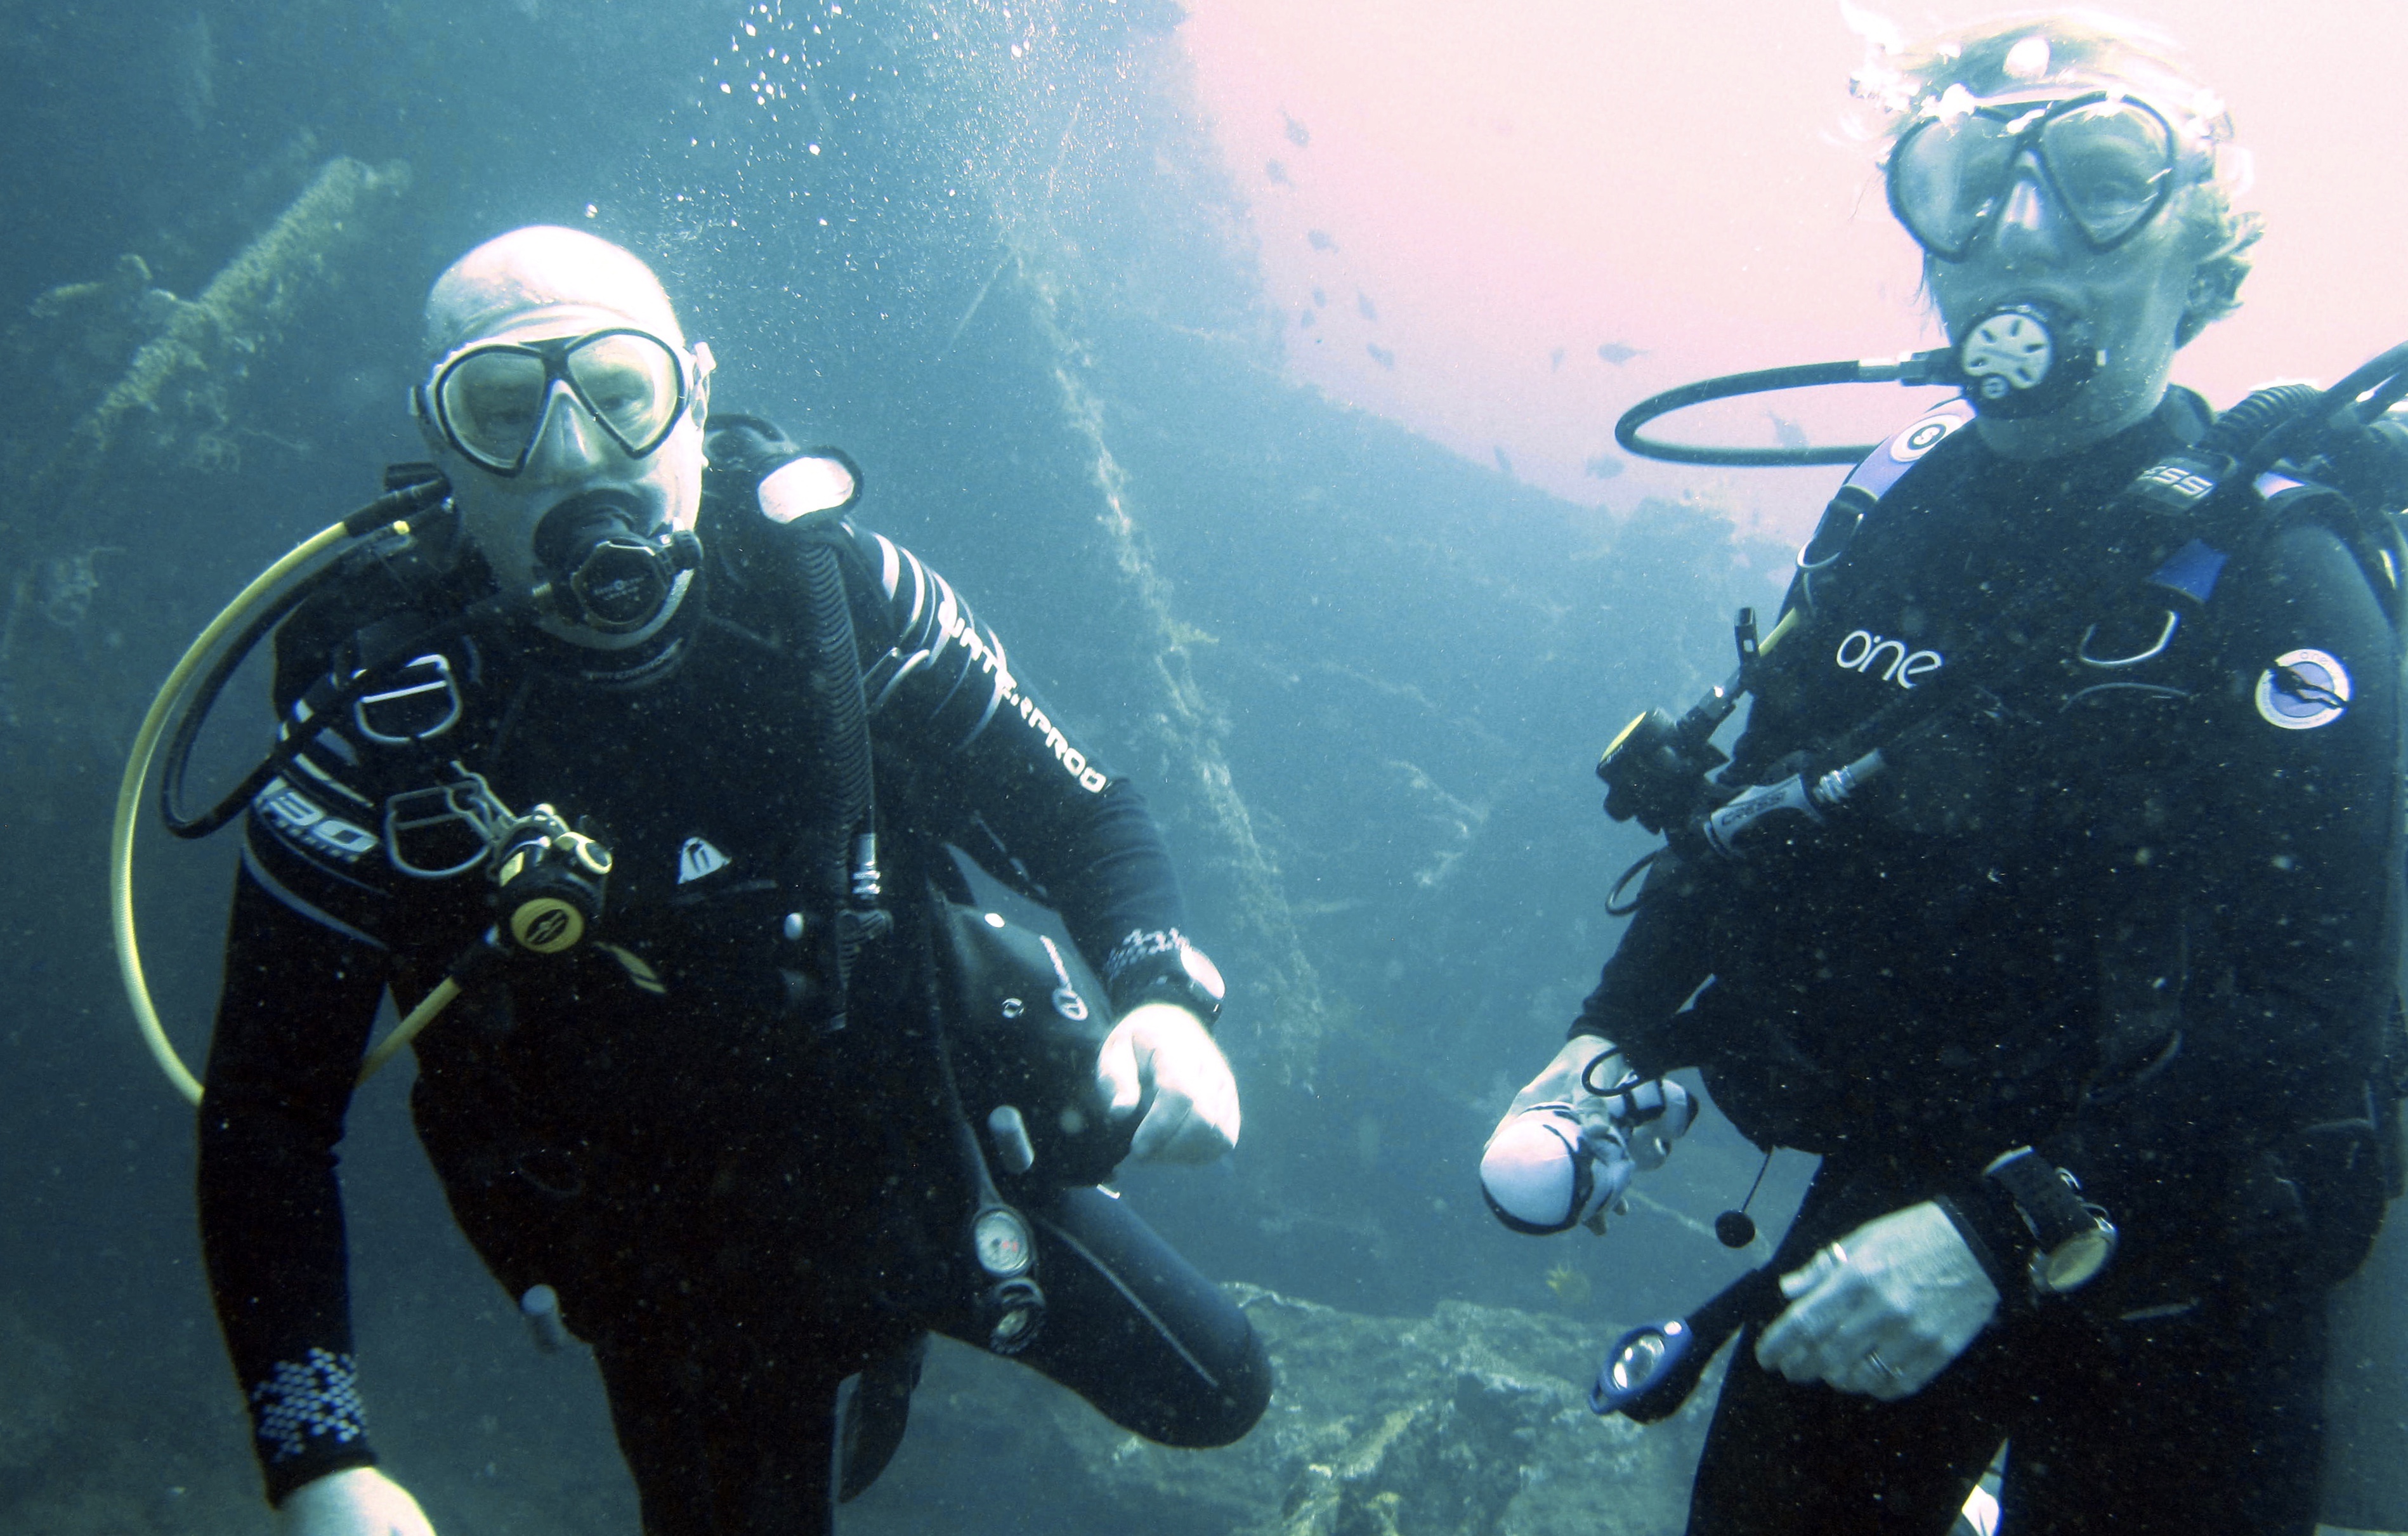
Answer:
xmin=436 ymin=303 xmax=678 ymax=357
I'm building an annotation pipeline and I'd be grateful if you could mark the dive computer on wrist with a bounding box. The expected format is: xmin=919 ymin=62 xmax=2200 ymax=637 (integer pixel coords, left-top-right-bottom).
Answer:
xmin=1984 ymin=1146 xmax=2118 ymax=1295
xmin=1104 ymin=929 xmax=1225 ymax=1027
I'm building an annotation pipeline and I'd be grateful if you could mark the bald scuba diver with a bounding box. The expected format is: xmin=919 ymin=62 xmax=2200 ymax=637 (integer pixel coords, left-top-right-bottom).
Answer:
xmin=193 ymin=226 xmax=1268 ymax=1536
xmin=1480 ymin=19 xmax=2405 ymax=1535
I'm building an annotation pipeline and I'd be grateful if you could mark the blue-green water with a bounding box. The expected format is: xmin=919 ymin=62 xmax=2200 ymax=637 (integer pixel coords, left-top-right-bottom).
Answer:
xmin=0 ymin=2 xmax=2208 ymax=1532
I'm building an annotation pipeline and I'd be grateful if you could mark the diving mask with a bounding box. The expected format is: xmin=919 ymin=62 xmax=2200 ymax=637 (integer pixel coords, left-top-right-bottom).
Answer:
xmin=1888 ymin=91 xmax=2191 ymax=261
xmin=420 ymin=327 xmax=700 ymax=476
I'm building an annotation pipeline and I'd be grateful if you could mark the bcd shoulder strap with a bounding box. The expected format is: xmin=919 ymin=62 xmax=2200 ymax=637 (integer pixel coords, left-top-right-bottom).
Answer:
xmin=699 ymin=417 xmax=891 ymax=1023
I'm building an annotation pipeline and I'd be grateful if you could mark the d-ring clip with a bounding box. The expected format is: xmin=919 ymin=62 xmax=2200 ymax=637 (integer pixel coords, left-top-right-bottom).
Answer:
xmin=2078 ymin=610 xmax=2178 ymax=669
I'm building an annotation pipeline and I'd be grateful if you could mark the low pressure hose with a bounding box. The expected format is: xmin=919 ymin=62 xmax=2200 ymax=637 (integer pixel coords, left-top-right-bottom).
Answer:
xmin=112 ymin=477 xmax=448 ymax=1104
xmin=1614 ymin=352 xmax=1958 ymax=466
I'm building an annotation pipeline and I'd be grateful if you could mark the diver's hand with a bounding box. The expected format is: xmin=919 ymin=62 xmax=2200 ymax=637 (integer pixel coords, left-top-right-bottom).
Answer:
xmin=1754 ymin=1201 xmax=1999 ymax=1401
xmin=1483 ymin=1035 xmax=1694 ymax=1235
xmin=278 ymin=1467 xmax=436 ymax=1536
xmin=1502 ymin=1034 xmax=1695 ymax=1162
xmin=1098 ymin=1002 xmax=1240 ymax=1163
xmin=1503 ymin=1034 xmax=1621 ymax=1122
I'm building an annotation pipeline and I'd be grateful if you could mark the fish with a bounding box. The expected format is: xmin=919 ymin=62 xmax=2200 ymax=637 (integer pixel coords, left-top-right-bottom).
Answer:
xmin=1549 ymin=346 xmax=1566 ymax=372
xmin=1311 ymin=287 xmax=1327 ymax=308
xmin=1307 ymin=230 xmax=1338 ymax=252
xmin=1545 ymin=1262 xmax=1592 ymax=1307
xmin=1356 ymin=292 xmax=1378 ymax=322
xmin=1597 ymin=341 xmax=1646 ymax=365
xmin=1284 ymin=112 xmax=1311 ymax=148
xmin=1585 ymin=453 xmax=1623 ymax=480
xmin=1767 ymin=412 xmax=1809 ymax=450
xmin=1493 ymin=446 xmax=1514 ymax=478
xmin=1365 ymin=343 xmax=1395 ymax=370
xmin=1265 ymin=159 xmax=1290 ymax=186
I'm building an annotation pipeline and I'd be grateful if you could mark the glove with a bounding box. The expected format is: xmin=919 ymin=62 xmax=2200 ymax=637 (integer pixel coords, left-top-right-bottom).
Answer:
xmin=1481 ymin=1035 xmax=1694 ymax=1234
xmin=278 ymin=1467 xmax=436 ymax=1536
xmin=1097 ymin=1002 xmax=1240 ymax=1163
xmin=1753 ymin=1200 xmax=1999 ymax=1401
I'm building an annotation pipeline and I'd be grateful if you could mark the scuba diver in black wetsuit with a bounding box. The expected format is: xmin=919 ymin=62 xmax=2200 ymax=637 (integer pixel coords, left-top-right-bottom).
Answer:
xmin=181 ymin=226 xmax=1267 ymax=1536
xmin=1477 ymin=19 xmax=2408 ymax=1536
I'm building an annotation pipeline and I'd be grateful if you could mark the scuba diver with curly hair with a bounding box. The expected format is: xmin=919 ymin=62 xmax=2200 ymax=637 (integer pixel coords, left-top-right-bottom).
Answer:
xmin=1481 ymin=18 xmax=2405 ymax=1533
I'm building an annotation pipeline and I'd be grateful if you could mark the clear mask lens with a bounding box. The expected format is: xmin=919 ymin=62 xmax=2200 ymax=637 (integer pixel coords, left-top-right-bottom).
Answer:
xmin=1892 ymin=95 xmax=2179 ymax=259
xmin=1892 ymin=114 xmax=2020 ymax=257
xmin=433 ymin=329 xmax=686 ymax=473
xmin=2038 ymin=101 xmax=2175 ymax=245
xmin=438 ymin=350 xmax=552 ymax=469
xmin=565 ymin=333 xmax=683 ymax=453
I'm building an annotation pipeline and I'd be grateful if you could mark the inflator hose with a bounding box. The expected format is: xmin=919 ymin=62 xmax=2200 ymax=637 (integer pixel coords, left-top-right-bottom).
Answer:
xmin=1615 ymin=362 xmax=1889 ymax=466
xmin=2197 ymin=383 xmax=2324 ymax=462
xmin=2233 ymin=343 xmax=2408 ymax=481
xmin=113 ymin=478 xmax=450 ymax=1103
xmin=357 ymin=979 xmax=464 ymax=1082
xmin=157 ymin=570 xmax=327 ymax=838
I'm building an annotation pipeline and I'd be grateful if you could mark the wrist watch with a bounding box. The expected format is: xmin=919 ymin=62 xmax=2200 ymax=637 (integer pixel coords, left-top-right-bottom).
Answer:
xmin=1984 ymin=1146 xmax=2119 ymax=1294
xmin=1113 ymin=933 xmax=1226 ymax=1027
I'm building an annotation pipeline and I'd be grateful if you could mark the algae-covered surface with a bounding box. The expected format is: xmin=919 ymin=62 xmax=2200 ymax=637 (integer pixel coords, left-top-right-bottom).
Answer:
xmin=0 ymin=1269 xmax=1717 ymax=1536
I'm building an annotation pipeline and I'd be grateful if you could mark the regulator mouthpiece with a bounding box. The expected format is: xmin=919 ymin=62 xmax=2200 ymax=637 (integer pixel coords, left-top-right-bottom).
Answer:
xmin=530 ymin=490 xmax=700 ymax=633
xmin=1955 ymin=298 xmax=2097 ymax=419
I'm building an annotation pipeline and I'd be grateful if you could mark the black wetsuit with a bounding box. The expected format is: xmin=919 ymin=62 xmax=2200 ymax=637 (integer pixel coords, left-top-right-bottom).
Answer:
xmin=198 ymin=426 xmax=1270 ymax=1533
xmin=1578 ymin=397 xmax=2401 ymax=1535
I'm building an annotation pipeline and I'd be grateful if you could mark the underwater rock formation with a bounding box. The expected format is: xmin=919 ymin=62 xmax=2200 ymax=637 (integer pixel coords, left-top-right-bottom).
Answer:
xmin=19 ymin=155 xmax=412 ymax=519
xmin=861 ymin=1287 xmax=1712 ymax=1536
xmin=0 ymin=155 xmax=411 ymax=798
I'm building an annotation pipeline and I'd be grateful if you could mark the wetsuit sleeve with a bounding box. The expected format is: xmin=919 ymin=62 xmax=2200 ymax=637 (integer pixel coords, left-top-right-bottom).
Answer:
xmin=199 ymin=864 xmax=391 ymax=1504
xmin=1569 ymin=850 xmax=1720 ymax=1070
xmin=2049 ymin=519 xmax=2400 ymax=1287
xmin=1565 ymin=581 xmax=1816 ymax=1065
xmin=844 ymin=527 xmax=1194 ymax=1011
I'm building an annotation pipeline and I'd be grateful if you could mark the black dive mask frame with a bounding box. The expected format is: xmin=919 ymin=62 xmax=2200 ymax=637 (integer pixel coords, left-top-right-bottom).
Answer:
xmin=1888 ymin=91 xmax=2185 ymax=263
xmin=419 ymin=327 xmax=696 ymax=477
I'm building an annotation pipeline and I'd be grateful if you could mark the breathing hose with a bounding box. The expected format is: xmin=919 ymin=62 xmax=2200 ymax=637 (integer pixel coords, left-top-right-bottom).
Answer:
xmin=1614 ymin=353 xmax=1957 ymax=467
xmin=112 ymin=476 xmax=450 ymax=1104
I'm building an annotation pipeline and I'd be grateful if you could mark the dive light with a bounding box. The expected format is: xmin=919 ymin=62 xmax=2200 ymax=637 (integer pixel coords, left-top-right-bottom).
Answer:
xmin=1592 ymin=1264 xmax=1784 ymax=1422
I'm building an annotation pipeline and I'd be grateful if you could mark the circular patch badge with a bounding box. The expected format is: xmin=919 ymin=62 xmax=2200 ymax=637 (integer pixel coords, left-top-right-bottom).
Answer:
xmin=2254 ymin=648 xmax=2352 ymax=731
xmin=1887 ymin=409 xmax=1968 ymax=464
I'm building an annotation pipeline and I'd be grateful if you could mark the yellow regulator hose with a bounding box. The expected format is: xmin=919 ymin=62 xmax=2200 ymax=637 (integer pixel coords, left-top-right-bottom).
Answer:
xmin=111 ymin=516 xmax=457 ymax=1103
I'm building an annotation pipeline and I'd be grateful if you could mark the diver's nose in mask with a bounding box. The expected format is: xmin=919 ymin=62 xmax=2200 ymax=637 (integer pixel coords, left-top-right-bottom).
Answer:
xmin=520 ymin=379 xmax=612 ymax=477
